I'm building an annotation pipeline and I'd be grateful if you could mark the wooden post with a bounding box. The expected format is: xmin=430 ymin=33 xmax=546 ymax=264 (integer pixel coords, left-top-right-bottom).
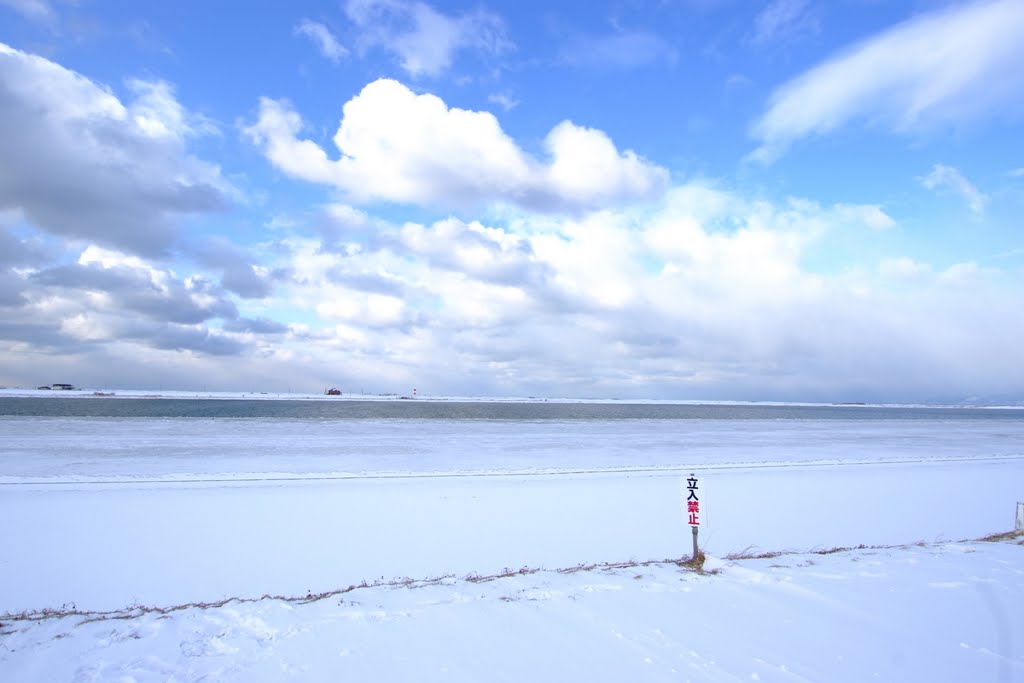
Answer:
xmin=1017 ymin=502 xmax=1024 ymax=533
xmin=691 ymin=526 xmax=699 ymax=561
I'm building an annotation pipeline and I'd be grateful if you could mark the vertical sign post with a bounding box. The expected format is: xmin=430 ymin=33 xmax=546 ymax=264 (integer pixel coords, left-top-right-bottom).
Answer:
xmin=685 ymin=473 xmax=700 ymax=561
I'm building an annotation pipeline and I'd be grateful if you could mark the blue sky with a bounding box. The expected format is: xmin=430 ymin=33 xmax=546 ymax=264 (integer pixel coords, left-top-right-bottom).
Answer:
xmin=1 ymin=0 xmax=1022 ymax=402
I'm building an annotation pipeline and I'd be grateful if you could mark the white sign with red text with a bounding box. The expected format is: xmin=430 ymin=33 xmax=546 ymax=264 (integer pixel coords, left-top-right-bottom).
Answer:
xmin=683 ymin=474 xmax=700 ymax=527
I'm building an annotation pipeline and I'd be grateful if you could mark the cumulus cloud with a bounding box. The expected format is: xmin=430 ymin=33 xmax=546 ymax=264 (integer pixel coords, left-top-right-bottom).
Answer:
xmin=58 ymin=313 xmax=246 ymax=356
xmin=31 ymin=246 xmax=238 ymax=324
xmin=190 ymin=237 xmax=283 ymax=299
xmin=242 ymin=181 xmax=1021 ymax=402
xmin=0 ymin=43 xmax=232 ymax=256
xmin=750 ymin=0 xmax=1024 ymax=162
xmin=316 ymin=292 xmax=410 ymax=329
xmin=0 ymin=272 xmax=28 ymax=307
xmin=0 ymin=222 xmax=54 ymax=308
xmin=4 ymin=175 xmax=1020 ymax=400
xmin=0 ymin=240 xmax=272 ymax=364
xmin=222 ymin=317 xmax=290 ymax=334
xmin=244 ymin=78 xmax=668 ymax=211
xmin=126 ymin=78 xmax=219 ymax=140
xmin=919 ymin=164 xmax=988 ymax=214
xmin=0 ymin=223 xmax=49 ymax=268
xmin=399 ymin=217 xmax=546 ymax=287
xmin=1 ymin=235 xmax=329 ymax=391
xmin=343 ymin=0 xmax=512 ymax=77
xmin=294 ymin=19 xmax=348 ymax=63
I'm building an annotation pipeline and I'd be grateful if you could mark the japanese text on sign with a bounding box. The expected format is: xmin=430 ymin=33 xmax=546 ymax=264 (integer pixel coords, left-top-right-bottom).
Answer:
xmin=686 ymin=474 xmax=700 ymax=526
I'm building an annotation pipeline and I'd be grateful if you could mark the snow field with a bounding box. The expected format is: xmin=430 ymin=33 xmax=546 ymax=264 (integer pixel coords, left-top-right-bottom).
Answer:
xmin=2 ymin=540 xmax=1021 ymax=682
xmin=1 ymin=413 xmax=1022 ymax=681
xmin=2 ymin=459 xmax=1021 ymax=614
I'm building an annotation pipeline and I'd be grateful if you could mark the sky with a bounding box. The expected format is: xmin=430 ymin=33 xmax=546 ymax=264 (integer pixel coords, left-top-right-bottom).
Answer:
xmin=0 ymin=0 xmax=1022 ymax=402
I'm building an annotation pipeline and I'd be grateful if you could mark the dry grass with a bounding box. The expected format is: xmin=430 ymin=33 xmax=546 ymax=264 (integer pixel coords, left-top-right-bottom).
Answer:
xmin=466 ymin=566 xmax=543 ymax=583
xmin=677 ymin=550 xmax=711 ymax=573
xmin=977 ymin=530 xmax=1024 ymax=545
xmin=1 ymin=556 xmax=705 ymax=625
xmin=724 ymin=546 xmax=787 ymax=561
xmin=6 ymin=528 xmax=1020 ymax=626
xmin=811 ymin=544 xmax=872 ymax=555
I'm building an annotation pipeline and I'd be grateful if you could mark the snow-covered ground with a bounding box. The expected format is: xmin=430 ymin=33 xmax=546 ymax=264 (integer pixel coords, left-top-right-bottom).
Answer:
xmin=1 ymin=411 xmax=1022 ymax=680
xmin=3 ymin=540 xmax=1022 ymax=682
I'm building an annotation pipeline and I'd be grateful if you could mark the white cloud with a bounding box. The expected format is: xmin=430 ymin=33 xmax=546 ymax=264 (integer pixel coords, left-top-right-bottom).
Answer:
xmin=544 ymin=121 xmax=667 ymax=206
xmin=294 ymin=19 xmax=348 ymax=63
xmin=343 ymin=0 xmax=511 ymax=78
xmin=190 ymin=237 xmax=281 ymax=299
xmin=253 ymin=182 xmax=1024 ymax=402
xmin=10 ymin=243 xmax=251 ymax=358
xmin=487 ymin=91 xmax=519 ymax=112
xmin=750 ymin=0 xmax=819 ymax=46
xmin=879 ymin=256 xmax=929 ymax=279
xmin=5 ymin=169 xmax=1023 ymax=400
xmin=639 ymin=186 xmax=823 ymax=310
xmin=244 ymin=78 xmax=668 ymax=211
xmin=126 ymin=79 xmax=219 ymax=140
xmin=0 ymin=43 xmax=232 ymax=256
xmin=939 ymin=260 xmax=985 ymax=285
xmin=834 ymin=203 xmax=896 ymax=231
xmin=399 ymin=217 xmax=539 ymax=286
xmin=920 ymin=164 xmax=988 ymax=214
xmin=750 ymin=0 xmax=1024 ymax=162
xmin=317 ymin=292 xmax=407 ymax=328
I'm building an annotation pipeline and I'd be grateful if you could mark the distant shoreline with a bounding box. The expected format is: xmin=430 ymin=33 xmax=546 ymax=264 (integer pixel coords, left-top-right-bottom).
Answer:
xmin=0 ymin=387 xmax=1020 ymax=410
